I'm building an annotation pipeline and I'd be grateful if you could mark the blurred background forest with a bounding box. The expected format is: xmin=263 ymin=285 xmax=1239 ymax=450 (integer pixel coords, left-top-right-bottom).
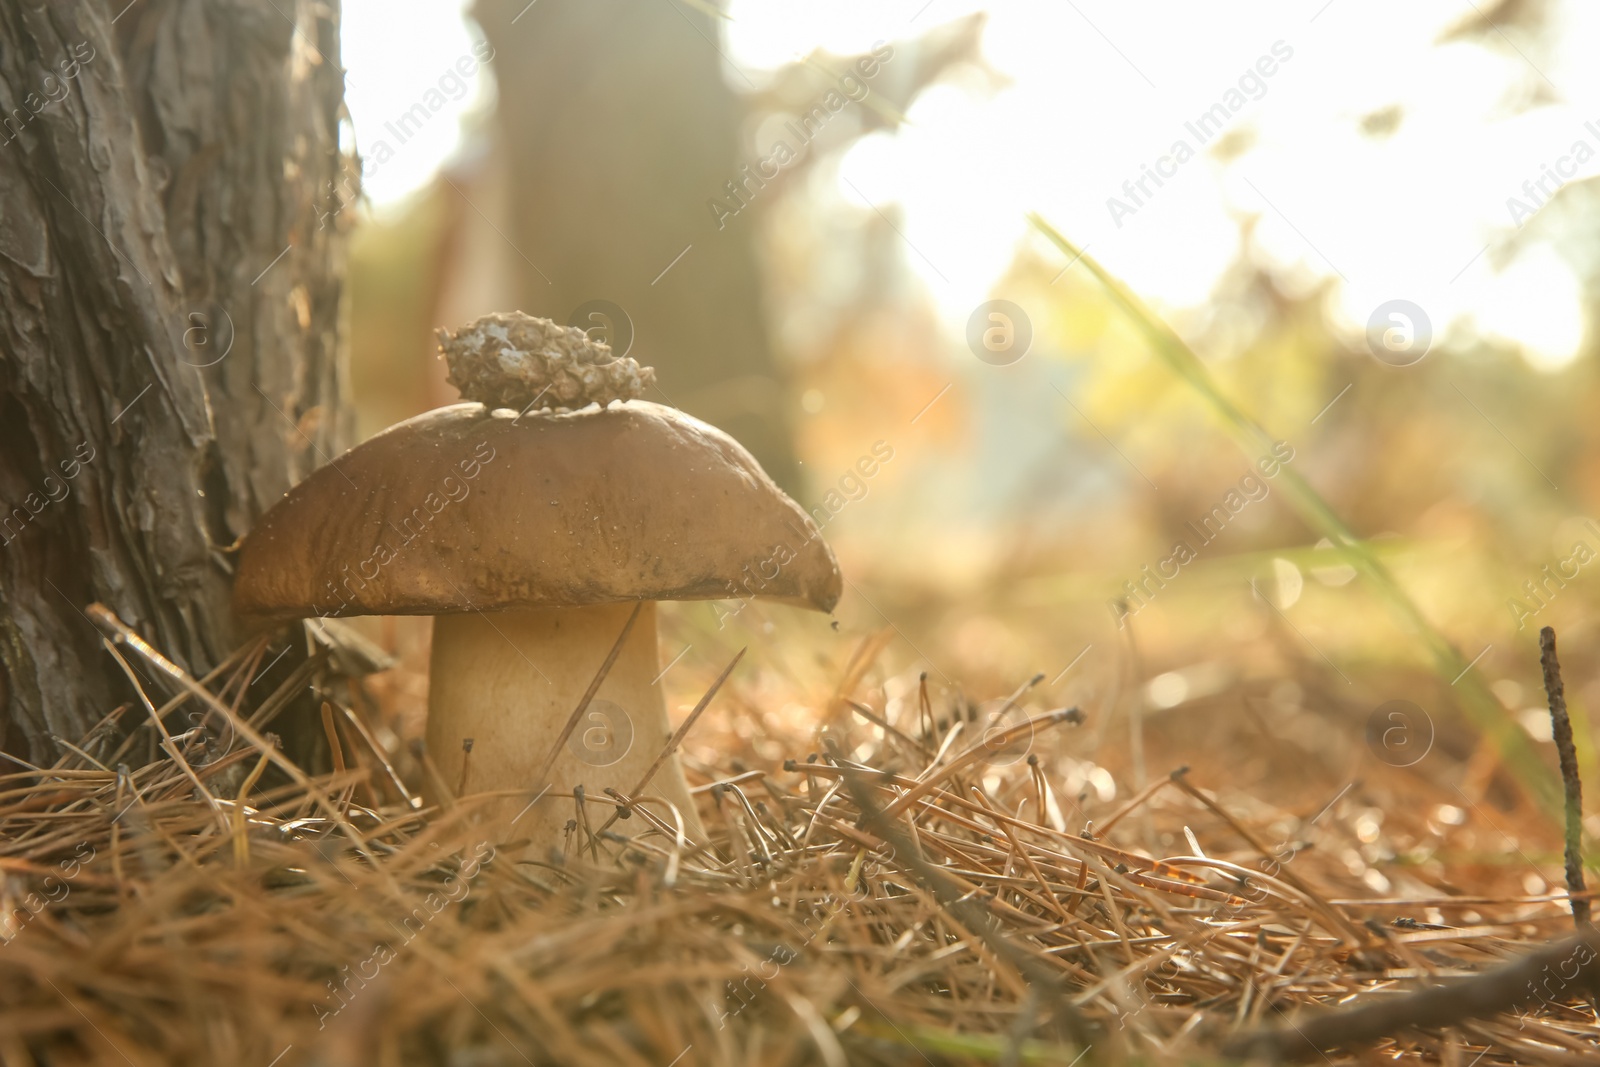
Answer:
xmin=339 ymin=0 xmax=1600 ymax=871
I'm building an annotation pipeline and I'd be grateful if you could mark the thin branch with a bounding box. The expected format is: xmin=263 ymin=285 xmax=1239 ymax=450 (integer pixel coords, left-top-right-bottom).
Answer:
xmin=1541 ymin=626 xmax=1589 ymax=928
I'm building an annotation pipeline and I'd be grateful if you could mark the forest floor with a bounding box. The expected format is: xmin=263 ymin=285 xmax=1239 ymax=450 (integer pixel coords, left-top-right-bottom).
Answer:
xmin=0 ymin=599 xmax=1593 ymax=1066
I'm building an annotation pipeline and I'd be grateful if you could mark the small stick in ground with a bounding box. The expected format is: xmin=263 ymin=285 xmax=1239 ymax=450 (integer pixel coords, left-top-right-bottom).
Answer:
xmin=1541 ymin=625 xmax=1589 ymax=928
xmin=1225 ymin=633 xmax=1597 ymax=1060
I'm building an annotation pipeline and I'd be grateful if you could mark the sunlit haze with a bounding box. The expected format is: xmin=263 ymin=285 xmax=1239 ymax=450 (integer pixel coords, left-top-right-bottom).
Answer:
xmin=342 ymin=0 xmax=1599 ymax=368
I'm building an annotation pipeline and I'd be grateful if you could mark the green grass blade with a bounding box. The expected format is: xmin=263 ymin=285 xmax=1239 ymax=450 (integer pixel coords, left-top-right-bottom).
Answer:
xmin=1028 ymin=212 xmax=1560 ymax=820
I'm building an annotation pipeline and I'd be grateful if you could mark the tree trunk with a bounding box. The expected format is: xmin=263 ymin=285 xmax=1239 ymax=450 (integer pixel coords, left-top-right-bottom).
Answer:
xmin=472 ymin=0 xmax=801 ymax=491
xmin=0 ymin=0 xmax=349 ymax=764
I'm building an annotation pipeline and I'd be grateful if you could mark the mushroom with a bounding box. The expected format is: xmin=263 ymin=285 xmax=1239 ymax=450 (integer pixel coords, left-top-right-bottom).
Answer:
xmin=234 ymin=312 xmax=840 ymax=852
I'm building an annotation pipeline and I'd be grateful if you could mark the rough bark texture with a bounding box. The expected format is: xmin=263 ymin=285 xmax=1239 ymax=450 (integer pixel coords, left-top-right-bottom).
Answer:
xmin=0 ymin=0 xmax=349 ymax=763
xmin=472 ymin=0 xmax=801 ymax=491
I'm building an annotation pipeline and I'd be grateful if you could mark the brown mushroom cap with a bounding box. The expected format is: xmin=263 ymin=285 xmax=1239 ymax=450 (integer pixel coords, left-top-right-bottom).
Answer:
xmin=233 ymin=401 xmax=842 ymax=621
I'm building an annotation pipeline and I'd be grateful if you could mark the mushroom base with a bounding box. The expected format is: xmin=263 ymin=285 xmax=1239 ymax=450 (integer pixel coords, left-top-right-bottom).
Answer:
xmin=425 ymin=601 xmax=706 ymax=858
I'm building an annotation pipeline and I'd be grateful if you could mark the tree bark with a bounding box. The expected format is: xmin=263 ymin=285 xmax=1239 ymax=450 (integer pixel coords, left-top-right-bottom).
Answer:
xmin=0 ymin=0 xmax=349 ymax=764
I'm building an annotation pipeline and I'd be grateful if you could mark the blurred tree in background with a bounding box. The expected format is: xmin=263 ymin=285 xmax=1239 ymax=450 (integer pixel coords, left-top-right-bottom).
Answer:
xmin=471 ymin=0 xmax=797 ymax=487
xmin=350 ymin=5 xmax=987 ymax=496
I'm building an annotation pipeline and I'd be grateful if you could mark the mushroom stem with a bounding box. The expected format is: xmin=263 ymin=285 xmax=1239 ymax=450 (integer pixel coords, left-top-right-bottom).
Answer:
xmin=425 ymin=601 xmax=706 ymax=854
